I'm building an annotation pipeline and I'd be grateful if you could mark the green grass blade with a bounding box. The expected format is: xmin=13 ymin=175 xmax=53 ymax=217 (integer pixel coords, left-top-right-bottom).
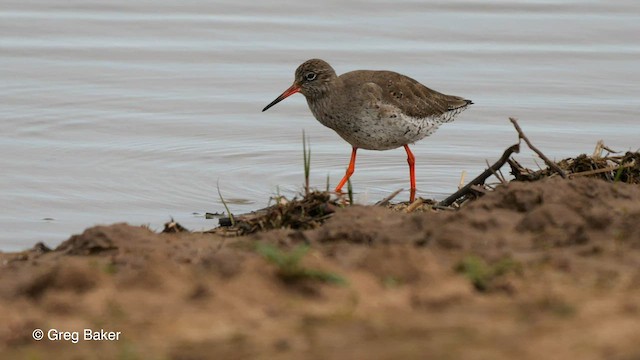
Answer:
xmin=216 ymin=179 xmax=235 ymax=226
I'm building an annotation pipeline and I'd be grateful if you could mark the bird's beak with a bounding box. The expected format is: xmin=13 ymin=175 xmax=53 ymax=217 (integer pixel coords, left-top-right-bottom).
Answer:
xmin=262 ymin=84 xmax=300 ymax=112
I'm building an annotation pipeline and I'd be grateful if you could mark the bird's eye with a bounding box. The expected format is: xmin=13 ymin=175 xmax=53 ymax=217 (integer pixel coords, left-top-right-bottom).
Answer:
xmin=305 ymin=72 xmax=317 ymax=81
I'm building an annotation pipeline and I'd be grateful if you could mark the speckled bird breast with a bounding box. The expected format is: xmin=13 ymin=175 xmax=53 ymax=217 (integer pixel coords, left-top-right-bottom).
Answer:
xmin=307 ymin=96 xmax=464 ymax=151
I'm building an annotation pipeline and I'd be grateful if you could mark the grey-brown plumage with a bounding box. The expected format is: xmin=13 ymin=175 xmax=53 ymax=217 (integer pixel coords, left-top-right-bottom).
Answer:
xmin=262 ymin=58 xmax=473 ymax=201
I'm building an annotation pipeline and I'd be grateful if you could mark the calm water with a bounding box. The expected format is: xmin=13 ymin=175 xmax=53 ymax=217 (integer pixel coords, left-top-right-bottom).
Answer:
xmin=1 ymin=1 xmax=639 ymax=251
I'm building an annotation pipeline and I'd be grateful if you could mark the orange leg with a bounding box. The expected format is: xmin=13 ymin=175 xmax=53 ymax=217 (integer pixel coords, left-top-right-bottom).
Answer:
xmin=404 ymin=144 xmax=416 ymax=202
xmin=335 ymin=147 xmax=358 ymax=193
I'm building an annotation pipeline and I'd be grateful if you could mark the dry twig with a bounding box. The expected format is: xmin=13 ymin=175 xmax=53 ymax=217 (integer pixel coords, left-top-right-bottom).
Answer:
xmin=486 ymin=159 xmax=508 ymax=185
xmin=568 ymin=164 xmax=631 ymax=178
xmin=509 ymin=117 xmax=567 ymax=178
xmin=458 ymin=171 xmax=467 ymax=190
xmin=439 ymin=143 xmax=520 ymax=207
xmin=375 ymin=188 xmax=403 ymax=206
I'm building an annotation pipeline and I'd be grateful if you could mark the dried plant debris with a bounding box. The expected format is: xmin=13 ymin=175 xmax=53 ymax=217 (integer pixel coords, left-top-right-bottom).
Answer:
xmin=440 ymin=120 xmax=639 ymax=208
xmin=163 ymin=219 xmax=189 ymax=233
xmin=511 ymin=150 xmax=640 ymax=184
xmin=215 ymin=191 xmax=338 ymax=236
xmin=386 ymin=198 xmax=440 ymax=213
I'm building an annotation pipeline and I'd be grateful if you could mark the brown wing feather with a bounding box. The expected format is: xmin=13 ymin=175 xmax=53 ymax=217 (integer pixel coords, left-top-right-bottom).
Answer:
xmin=341 ymin=70 xmax=470 ymax=119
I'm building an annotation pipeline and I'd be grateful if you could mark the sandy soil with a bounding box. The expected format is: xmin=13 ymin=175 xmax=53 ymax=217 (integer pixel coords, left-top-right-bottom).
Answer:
xmin=2 ymin=177 xmax=640 ymax=360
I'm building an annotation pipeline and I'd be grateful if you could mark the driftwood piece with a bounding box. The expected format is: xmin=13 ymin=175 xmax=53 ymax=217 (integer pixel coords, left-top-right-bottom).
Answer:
xmin=439 ymin=143 xmax=521 ymax=207
xmin=375 ymin=188 xmax=403 ymax=206
xmin=508 ymin=158 xmax=536 ymax=181
xmin=219 ymin=206 xmax=270 ymax=227
xmin=509 ymin=117 xmax=567 ymax=178
xmin=405 ymin=198 xmax=424 ymax=213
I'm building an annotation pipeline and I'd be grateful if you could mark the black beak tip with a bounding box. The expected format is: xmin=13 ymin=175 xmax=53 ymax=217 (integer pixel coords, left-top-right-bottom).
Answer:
xmin=262 ymin=100 xmax=279 ymax=113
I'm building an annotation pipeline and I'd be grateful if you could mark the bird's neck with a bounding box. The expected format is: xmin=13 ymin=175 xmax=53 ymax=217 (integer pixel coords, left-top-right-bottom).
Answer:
xmin=307 ymin=93 xmax=332 ymax=118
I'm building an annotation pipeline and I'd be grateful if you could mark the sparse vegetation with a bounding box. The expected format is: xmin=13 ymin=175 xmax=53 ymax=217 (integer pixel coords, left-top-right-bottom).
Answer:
xmin=302 ymin=130 xmax=311 ymax=196
xmin=256 ymin=243 xmax=346 ymax=285
xmin=217 ymin=179 xmax=235 ymax=226
xmin=326 ymin=173 xmax=330 ymax=192
xmin=455 ymin=255 xmax=522 ymax=291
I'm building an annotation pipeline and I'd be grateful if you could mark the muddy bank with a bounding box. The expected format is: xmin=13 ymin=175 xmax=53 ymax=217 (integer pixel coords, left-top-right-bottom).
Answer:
xmin=1 ymin=177 xmax=640 ymax=359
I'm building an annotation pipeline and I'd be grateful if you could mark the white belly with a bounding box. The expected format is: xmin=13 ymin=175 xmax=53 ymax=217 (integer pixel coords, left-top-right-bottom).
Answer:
xmin=336 ymin=112 xmax=440 ymax=150
xmin=309 ymin=96 xmax=466 ymax=150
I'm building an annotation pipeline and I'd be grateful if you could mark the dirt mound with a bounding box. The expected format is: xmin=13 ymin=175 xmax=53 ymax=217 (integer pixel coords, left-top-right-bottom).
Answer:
xmin=309 ymin=177 xmax=640 ymax=251
xmin=2 ymin=177 xmax=640 ymax=359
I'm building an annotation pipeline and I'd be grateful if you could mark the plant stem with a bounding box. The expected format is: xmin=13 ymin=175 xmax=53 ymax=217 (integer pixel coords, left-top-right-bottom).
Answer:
xmin=302 ymin=130 xmax=311 ymax=196
xmin=216 ymin=179 xmax=234 ymax=226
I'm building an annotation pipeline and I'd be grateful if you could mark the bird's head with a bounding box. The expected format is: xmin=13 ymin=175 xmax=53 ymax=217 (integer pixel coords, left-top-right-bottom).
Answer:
xmin=262 ymin=59 xmax=337 ymax=112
